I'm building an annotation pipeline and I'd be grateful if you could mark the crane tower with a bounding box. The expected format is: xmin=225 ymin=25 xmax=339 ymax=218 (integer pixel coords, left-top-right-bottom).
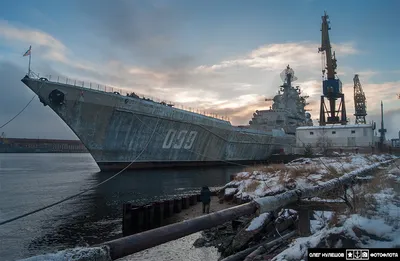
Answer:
xmin=318 ymin=12 xmax=347 ymax=126
xmin=353 ymin=74 xmax=367 ymax=124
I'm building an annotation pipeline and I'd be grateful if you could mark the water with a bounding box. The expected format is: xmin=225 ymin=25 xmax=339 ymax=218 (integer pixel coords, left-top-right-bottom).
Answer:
xmin=0 ymin=153 xmax=244 ymax=261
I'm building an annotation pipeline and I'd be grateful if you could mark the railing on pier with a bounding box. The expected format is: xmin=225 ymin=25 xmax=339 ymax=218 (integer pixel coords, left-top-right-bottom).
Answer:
xmin=31 ymin=72 xmax=231 ymax=122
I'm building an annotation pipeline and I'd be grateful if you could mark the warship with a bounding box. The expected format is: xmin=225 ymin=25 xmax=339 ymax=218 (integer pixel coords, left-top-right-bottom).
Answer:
xmin=21 ymin=65 xmax=312 ymax=171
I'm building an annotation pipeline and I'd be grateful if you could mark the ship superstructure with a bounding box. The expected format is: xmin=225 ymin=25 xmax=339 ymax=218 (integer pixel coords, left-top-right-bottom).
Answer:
xmin=249 ymin=65 xmax=313 ymax=135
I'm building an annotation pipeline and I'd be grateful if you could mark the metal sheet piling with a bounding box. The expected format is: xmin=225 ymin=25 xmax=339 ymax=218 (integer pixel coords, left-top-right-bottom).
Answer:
xmin=103 ymin=202 xmax=258 ymax=260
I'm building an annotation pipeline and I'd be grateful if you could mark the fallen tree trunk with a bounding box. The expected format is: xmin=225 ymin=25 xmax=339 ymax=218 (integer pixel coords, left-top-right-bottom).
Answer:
xmin=221 ymin=230 xmax=297 ymax=261
xmin=254 ymin=160 xmax=392 ymax=214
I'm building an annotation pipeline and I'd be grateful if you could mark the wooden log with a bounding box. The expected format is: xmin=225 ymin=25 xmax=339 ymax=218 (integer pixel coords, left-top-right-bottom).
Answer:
xmin=103 ymin=202 xmax=258 ymax=260
xmin=222 ymin=230 xmax=297 ymax=261
xmin=254 ymin=160 xmax=391 ymax=214
xmin=153 ymin=202 xmax=164 ymax=227
xmin=163 ymin=200 xmax=174 ymax=218
xmin=287 ymin=200 xmax=348 ymax=211
xmin=143 ymin=204 xmax=154 ymax=230
xmin=297 ymin=209 xmax=311 ymax=236
xmin=189 ymin=195 xmax=197 ymax=206
xmin=133 ymin=207 xmax=145 ymax=234
xmin=181 ymin=196 xmax=190 ymax=209
xmin=122 ymin=203 xmax=132 ymax=237
xmin=173 ymin=198 xmax=182 ymax=213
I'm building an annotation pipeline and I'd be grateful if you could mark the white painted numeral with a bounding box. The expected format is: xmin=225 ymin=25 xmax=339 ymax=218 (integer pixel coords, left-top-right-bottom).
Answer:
xmin=162 ymin=129 xmax=197 ymax=150
xmin=162 ymin=129 xmax=176 ymax=149
xmin=184 ymin=131 xmax=197 ymax=149
xmin=173 ymin=130 xmax=188 ymax=149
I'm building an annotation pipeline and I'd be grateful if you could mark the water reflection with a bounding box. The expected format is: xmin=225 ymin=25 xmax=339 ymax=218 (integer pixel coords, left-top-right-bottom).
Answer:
xmin=27 ymin=165 xmax=243 ymax=258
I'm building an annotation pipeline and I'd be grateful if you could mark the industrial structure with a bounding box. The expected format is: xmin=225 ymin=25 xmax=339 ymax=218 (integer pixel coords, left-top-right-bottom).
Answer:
xmin=0 ymin=136 xmax=87 ymax=153
xmin=296 ymin=124 xmax=376 ymax=150
xmin=391 ymin=131 xmax=400 ymax=148
xmin=353 ymin=74 xmax=367 ymax=124
xmin=378 ymin=101 xmax=387 ymax=149
xmin=318 ymin=12 xmax=347 ymax=126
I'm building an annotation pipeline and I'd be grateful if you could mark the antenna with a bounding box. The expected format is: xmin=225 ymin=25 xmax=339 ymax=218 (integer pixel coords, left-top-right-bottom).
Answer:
xmin=280 ymin=65 xmax=298 ymax=85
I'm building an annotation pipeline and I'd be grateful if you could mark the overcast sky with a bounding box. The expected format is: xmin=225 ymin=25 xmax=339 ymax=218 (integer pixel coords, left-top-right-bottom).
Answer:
xmin=0 ymin=0 xmax=399 ymax=140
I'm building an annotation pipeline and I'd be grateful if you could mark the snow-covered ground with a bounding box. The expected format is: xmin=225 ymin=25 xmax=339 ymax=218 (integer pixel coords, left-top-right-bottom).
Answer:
xmin=224 ymin=154 xmax=399 ymax=261
xmin=273 ymin=163 xmax=400 ymax=260
xmin=224 ymin=154 xmax=397 ymax=201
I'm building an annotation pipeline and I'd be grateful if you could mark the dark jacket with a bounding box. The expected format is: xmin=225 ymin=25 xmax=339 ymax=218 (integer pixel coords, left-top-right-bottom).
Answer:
xmin=200 ymin=186 xmax=211 ymax=204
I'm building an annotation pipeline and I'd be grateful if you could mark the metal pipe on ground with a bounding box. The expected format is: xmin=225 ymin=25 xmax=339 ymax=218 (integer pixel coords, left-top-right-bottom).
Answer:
xmin=102 ymin=202 xmax=258 ymax=260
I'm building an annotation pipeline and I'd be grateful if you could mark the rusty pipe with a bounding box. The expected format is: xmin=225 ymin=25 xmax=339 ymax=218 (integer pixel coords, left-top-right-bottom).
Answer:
xmin=102 ymin=202 xmax=258 ymax=260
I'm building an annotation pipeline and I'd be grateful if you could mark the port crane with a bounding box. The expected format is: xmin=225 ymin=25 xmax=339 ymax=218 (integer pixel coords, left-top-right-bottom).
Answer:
xmin=318 ymin=12 xmax=347 ymax=126
xmin=353 ymin=74 xmax=367 ymax=124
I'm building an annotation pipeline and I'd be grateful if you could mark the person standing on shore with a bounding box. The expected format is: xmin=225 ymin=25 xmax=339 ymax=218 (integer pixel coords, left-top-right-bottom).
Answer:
xmin=200 ymin=186 xmax=211 ymax=214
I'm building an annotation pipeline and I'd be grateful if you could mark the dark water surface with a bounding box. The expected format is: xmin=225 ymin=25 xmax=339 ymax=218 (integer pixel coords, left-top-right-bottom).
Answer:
xmin=0 ymin=153 xmax=244 ymax=261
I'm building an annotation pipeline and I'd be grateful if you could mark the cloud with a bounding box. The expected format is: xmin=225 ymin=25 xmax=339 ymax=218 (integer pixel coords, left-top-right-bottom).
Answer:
xmin=1 ymin=15 xmax=399 ymax=139
xmin=196 ymin=42 xmax=358 ymax=74
xmin=0 ymin=20 xmax=67 ymax=61
xmin=75 ymin=0 xmax=190 ymax=66
xmin=0 ymin=20 xmax=97 ymax=73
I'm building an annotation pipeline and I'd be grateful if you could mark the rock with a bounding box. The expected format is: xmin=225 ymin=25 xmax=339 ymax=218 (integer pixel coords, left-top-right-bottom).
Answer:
xmin=193 ymin=237 xmax=207 ymax=248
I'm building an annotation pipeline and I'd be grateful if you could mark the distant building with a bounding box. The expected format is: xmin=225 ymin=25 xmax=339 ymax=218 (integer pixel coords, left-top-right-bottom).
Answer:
xmin=0 ymin=138 xmax=87 ymax=153
xmin=391 ymin=131 xmax=400 ymax=148
xmin=295 ymin=124 xmax=376 ymax=150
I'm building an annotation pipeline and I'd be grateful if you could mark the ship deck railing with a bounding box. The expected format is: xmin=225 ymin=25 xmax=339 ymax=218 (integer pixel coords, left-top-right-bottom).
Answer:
xmin=29 ymin=72 xmax=231 ymax=123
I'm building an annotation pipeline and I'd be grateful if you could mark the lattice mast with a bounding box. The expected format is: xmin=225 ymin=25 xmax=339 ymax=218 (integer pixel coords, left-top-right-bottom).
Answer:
xmin=353 ymin=74 xmax=367 ymax=124
xmin=318 ymin=11 xmax=347 ymax=126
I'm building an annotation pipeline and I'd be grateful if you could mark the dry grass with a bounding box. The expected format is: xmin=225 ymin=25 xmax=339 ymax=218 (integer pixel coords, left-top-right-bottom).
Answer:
xmin=343 ymin=157 xmax=353 ymax=163
xmin=327 ymin=211 xmax=342 ymax=228
xmin=244 ymin=164 xmax=267 ymax=174
xmin=234 ymin=175 xmax=251 ymax=181
xmin=288 ymin=165 xmax=319 ymax=179
xmin=266 ymin=163 xmax=287 ymax=173
xmin=243 ymin=180 xmax=261 ymax=192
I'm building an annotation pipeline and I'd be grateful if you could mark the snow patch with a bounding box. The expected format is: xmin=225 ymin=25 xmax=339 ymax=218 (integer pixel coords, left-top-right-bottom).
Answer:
xmin=246 ymin=213 xmax=270 ymax=231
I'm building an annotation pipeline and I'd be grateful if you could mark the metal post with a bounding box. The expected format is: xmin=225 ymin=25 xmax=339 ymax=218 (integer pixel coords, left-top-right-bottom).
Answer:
xmin=28 ymin=50 xmax=31 ymax=76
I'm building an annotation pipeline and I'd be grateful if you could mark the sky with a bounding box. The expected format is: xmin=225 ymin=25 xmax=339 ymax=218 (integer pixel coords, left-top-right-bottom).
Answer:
xmin=0 ymin=0 xmax=399 ymax=140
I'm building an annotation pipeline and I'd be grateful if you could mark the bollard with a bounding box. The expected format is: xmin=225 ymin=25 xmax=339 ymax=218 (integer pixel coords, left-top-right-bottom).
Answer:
xmin=143 ymin=204 xmax=155 ymax=230
xmin=173 ymin=198 xmax=182 ymax=213
xmin=122 ymin=203 xmax=132 ymax=237
xmin=168 ymin=199 xmax=174 ymax=216
xmin=153 ymin=201 xmax=164 ymax=227
xmin=196 ymin=194 xmax=201 ymax=202
xmin=163 ymin=200 xmax=171 ymax=218
xmin=131 ymin=206 xmax=145 ymax=234
xmin=181 ymin=196 xmax=190 ymax=209
xmin=163 ymin=199 xmax=174 ymax=218
xmin=189 ymin=195 xmax=197 ymax=206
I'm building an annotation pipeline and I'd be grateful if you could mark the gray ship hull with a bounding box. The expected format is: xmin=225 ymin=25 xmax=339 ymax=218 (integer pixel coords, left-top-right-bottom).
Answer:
xmin=21 ymin=75 xmax=294 ymax=171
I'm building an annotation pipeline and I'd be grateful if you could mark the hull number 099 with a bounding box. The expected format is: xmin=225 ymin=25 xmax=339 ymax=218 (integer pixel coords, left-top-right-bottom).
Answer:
xmin=162 ymin=129 xmax=198 ymax=149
